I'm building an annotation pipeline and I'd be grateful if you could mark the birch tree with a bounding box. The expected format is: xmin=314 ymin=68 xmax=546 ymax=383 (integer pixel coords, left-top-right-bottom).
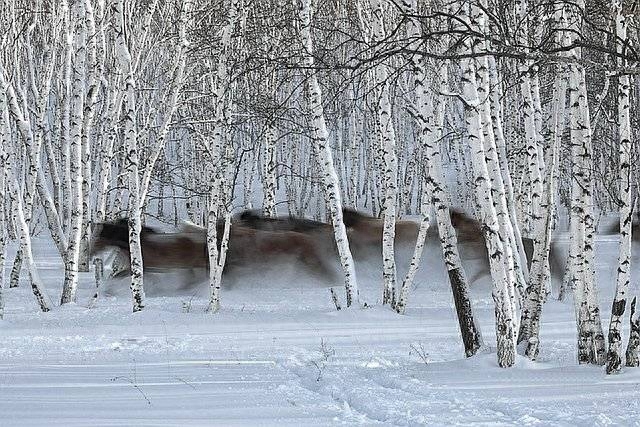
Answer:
xmin=368 ymin=0 xmax=399 ymax=306
xmin=299 ymin=0 xmax=359 ymax=307
xmin=565 ymin=0 xmax=605 ymax=366
xmin=518 ymin=5 xmax=568 ymax=360
xmin=113 ymin=0 xmax=145 ymax=312
xmin=607 ymin=1 xmax=633 ymax=374
xmin=627 ymin=297 xmax=640 ymax=367
xmin=1 ymin=81 xmax=51 ymax=312
xmin=201 ymin=0 xmax=239 ymax=313
xmin=400 ymin=0 xmax=482 ymax=356
xmin=459 ymin=1 xmax=518 ymax=367
xmin=60 ymin=0 xmax=88 ymax=304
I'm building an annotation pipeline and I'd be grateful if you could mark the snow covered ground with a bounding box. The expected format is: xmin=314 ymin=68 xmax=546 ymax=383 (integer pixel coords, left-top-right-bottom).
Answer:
xmin=2 ymin=236 xmax=640 ymax=426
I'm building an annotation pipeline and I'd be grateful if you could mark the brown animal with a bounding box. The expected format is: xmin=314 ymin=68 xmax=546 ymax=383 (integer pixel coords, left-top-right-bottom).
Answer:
xmin=91 ymin=218 xmax=337 ymax=281
xmin=342 ymin=208 xmax=563 ymax=284
xmin=341 ymin=208 xmax=420 ymax=260
xmin=449 ymin=209 xmax=567 ymax=283
xmin=91 ymin=219 xmax=208 ymax=274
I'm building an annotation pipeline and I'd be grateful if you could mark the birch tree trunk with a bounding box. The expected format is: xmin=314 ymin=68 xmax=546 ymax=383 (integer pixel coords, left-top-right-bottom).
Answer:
xmin=627 ymin=296 xmax=640 ymax=367
xmin=207 ymin=179 xmax=231 ymax=313
xmin=114 ymin=0 xmax=145 ymax=312
xmin=394 ymin=183 xmax=430 ymax=315
xmin=60 ymin=0 xmax=87 ymax=304
xmin=514 ymin=1 xmax=545 ymax=279
xmin=1 ymin=84 xmax=51 ymax=312
xmin=566 ymin=1 xmax=605 ymax=365
xmin=460 ymin=1 xmax=517 ymax=367
xmin=203 ymin=0 xmax=238 ymax=312
xmin=7 ymin=175 xmax=52 ymax=313
xmin=403 ymin=0 xmax=482 ymax=355
xmin=369 ymin=0 xmax=399 ymax=306
xmin=0 ymin=83 xmax=8 ymax=318
xmin=474 ymin=5 xmax=521 ymax=316
xmin=518 ymin=7 xmax=567 ymax=359
xmin=300 ymin=0 xmax=359 ymax=307
xmin=488 ymin=56 xmax=530 ymax=288
xmin=77 ymin=0 xmax=101 ymax=273
xmin=607 ymin=2 xmax=633 ymax=374
xmin=262 ymin=116 xmax=278 ymax=217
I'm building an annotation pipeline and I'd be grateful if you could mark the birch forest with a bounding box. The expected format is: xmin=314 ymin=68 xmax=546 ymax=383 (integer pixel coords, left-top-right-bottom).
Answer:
xmin=2 ymin=0 xmax=640 ymax=376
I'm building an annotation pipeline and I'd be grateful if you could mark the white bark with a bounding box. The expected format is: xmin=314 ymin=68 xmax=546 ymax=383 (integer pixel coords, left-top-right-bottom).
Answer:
xmin=395 ymin=184 xmax=430 ymax=315
xmin=607 ymin=2 xmax=632 ymax=374
xmin=1 ymin=83 xmax=51 ymax=312
xmin=369 ymin=0 xmax=398 ymax=306
xmin=518 ymin=7 xmax=567 ymax=360
xmin=0 ymin=81 xmax=8 ymax=318
xmin=300 ymin=0 xmax=359 ymax=307
xmin=78 ymin=0 xmax=101 ymax=272
xmin=403 ymin=0 xmax=482 ymax=355
xmin=474 ymin=7 xmax=521 ymax=314
xmin=7 ymin=175 xmax=52 ymax=313
xmin=460 ymin=2 xmax=517 ymax=367
xmin=114 ymin=0 xmax=145 ymax=312
xmin=207 ymin=179 xmax=231 ymax=314
xmin=202 ymin=0 xmax=239 ymax=313
xmin=566 ymin=1 xmax=605 ymax=365
xmin=60 ymin=0 xmax=87 ymax=304
xmin=262 ymin=119 xmax=278 ymax=217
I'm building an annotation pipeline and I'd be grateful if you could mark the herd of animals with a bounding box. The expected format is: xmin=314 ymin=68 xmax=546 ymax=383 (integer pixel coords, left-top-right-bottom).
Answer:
xmin=90 ymin=207 xmax=631 ymax=291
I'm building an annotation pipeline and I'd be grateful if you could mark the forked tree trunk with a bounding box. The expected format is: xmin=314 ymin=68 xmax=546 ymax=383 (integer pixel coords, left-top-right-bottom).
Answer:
xmin=474 ymin=5 xmax=521 ymax=315
xmin=518 ymin=7 xmax=567 ymax=360
xmin=403 ymin=0 xmax=482 ymax=356
xmin=207 ymin=180 xmax=231 ymax=313
xmin=460 ymin=2 xmax=517 ymax=367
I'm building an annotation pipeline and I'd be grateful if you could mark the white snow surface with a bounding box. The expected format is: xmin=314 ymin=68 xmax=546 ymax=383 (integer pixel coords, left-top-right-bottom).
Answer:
xmin=2 ymin=234 xmax=640 ymax=426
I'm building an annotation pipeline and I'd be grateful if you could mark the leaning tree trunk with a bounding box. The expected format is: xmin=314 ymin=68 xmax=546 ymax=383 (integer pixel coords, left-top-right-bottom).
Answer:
xmin=7 ymin=176 xmax=52 ymax=313
xmin=474 ymin=6 xmax=520 ymax=316
xmin=403 ymin=0 xmax=482 ymax=356
xmin=300 ymin=0 xmax=359 ymax=307
xmin=394 ymin=182 xmax=430 ymax=315
xmin=1 ymin=85 xmax=51 ymax=312
xmin=518 ymin=7 xmax=567 ymax=360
